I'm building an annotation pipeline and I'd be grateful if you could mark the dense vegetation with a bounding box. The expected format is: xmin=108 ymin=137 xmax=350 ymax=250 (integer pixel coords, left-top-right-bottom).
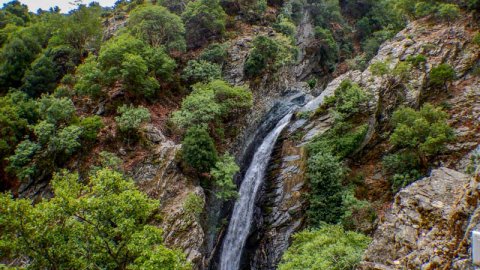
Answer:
xmin=0 ymin=0 xmax=472 ymax=268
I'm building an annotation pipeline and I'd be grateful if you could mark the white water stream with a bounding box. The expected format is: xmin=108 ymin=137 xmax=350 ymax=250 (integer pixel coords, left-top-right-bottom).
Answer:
xmin=219 ymin=112 xmax=293 ymax=270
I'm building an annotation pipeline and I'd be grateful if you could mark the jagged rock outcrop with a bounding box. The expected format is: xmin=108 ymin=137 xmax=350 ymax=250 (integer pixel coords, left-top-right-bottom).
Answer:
xmin=132 ymin=127 xmax=205 ymax=267
xmin=358 ymin=168 xmax=479 ymax=269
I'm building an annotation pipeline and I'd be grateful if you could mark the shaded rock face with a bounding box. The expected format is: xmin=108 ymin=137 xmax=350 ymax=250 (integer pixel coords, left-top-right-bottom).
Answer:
xmin=250 ymin=138 xmax=308 ymax=270
xmin=358 ymin=168 xmax=479 ymax=270
xmin=131 ymin=131 xmax=205 ymax=267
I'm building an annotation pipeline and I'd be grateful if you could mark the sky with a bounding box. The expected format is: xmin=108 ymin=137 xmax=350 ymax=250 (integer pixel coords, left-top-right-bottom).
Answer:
xmin=0 ymin=0 xmax=117 ymax=13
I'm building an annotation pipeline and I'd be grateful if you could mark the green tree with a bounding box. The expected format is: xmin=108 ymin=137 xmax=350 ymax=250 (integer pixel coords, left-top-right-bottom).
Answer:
xmin=182 ymin=60 xmax=222 ymax=84
xmin=181 ymin=126 xmax=218 ymax=173
xmin=306 ymin=151 xmax=346 ymax=226
xmin=38 ymin=95 xmax=76 ymax=125
xmin=199 ymin=42 xmax=228 ymax=65
xmin=210 ymin=153 xmax=239 ymax=200
xmin=0 ymin=168 xmax=191 ymax=270
xmin=171 ymin=80 xmax=252 ymax=130
xmin=115 ymin=105 xmax=151 ymax=140
xmin=244 ymin=35 xmax=296 ymax=78
xmin=128 ymin=5 xmax=186 ymax=53
xmin=0 ymin=91 xmax=32 ymax=156
xmin=278 ymin=225 xmax=371 ymax=270
xmin=74 ymin=55 xmax=104 ymax=97
xmin=390 ymin=103 xmax=454 ymax=161
xmin=182 ymin=0 xmax=227 ymax=48
xmin=429 ymin=63 xmax=456 ymax=89
xmin=437 ymin=3 xmax=460 ymax=22
xmin=78 ymin=116 xmax=103 ymax=142
xmin=6 ymin=139 xmax=40 ymax=181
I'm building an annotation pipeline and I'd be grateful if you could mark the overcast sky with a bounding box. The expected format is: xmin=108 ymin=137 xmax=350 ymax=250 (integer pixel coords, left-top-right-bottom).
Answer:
xmin=0 ymin=0 xmax=117 ymax=13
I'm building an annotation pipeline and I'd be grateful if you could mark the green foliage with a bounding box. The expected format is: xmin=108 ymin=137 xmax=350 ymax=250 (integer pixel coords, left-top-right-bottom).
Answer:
xmin=183 ymin=192 xmax=205 ymax=219
xmin=473 ymin=32 xmax=480 ymax=46
xmin=278 ymin=225 xmax=371 ymax=270
xmin=0 ymin=168 xmax=191 ymax=269
xmin=383 ymin=151 xmax=421 ymax=192
xmin=115 ymin=105 xmax=151 ymax=136
xmin=341 ymin=188 xmax=376 ymax=232
xmin=6 ymin=140 xmax=39 ymax=180
xmin=244 ymin=35 xmax=296 ymax=78
xmin=77 ymin=33 xmax=175 ymax=99
xmin=437 ymin=3 xmax=460 ymax=21
xmin=395 ymin=0 xmax=462 ymax=21
xmin=199 ymin=43 xmax=228 ymax=65
xmin=98 ymin=151 xmax=123 ymax=171
xmin=306 ymin=151 xmax=346 ymax=226
xmin=0 ymin=91 xmax=33 ymax=156
xmin=429 ymin=63 xmax=456 ymax=87
xmin=21 ymin=46 xmax=79 ymax=97
xmin=314 ymin=27 xmax=339 ymax=71
xmin=38 ymin=95 xmax=76 ymax=125
xmin=74 ymin=55 xmax=104 ymax=97
xmin=390 ymin=103 xmax=454 ymax=157
xmin=273 ymin=15 xmax=296 ymax=37
xmin=326 ymin=80 xmax=369 ymax=119
xmin=182 ymin=0 xmax=227 ymax=48
xmin=171 ymin=80 xmax=252 ymax=130
xmin=181 ymin=126 xmax=218 ymax=173
xmin=182 ymin=60 xmax=222 ymax=83
xmin=128 ymin=5 xmax=186 ymax=53
xmin=78 ymin=116 xmax=103 ymax=142
xmin=406 ymin=54 xmax=427 ymax=68
xmin=210 ymin=153 xmax=239 ymax=200
xmin=369 ymin=61 xmax=390 ymax=77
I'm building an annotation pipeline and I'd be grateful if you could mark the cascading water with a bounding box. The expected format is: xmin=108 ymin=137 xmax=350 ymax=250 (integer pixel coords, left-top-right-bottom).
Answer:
xmin=219 ymin=112 xmax=293 ymax=270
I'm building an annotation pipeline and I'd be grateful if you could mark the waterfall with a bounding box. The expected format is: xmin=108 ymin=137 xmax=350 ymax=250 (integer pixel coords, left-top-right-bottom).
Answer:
xmin=219 ymin=112 xmax=293 ymax=270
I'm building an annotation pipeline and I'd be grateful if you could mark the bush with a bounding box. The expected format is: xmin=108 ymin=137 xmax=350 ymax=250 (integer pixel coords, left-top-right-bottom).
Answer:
xmin=406 ymin=54 xmax=427 ymax=67
xmin=182 ymin=60 xmax=222 ymax=84
xmin=171 ymin=80 xmax=252 ymax=130
xmin=115 ymin=105 xmax=151 ymax=139
xmin=0 ymin=168 xmax=191 ymax=269
xmin=38 ymin=95 xmax=76 ymax=125
xmin=278 ymin=225 xmax=371 ymax=270
xmin=6 ymin=139 xmax=39 ymax=180
xmin=273 ymin=15 xmax=296 ymax=37
xmin=473 ymin=32 xmax=480 ymax=46
xmin=78 ymin=116 xmax=103 ymax=142
xmin=437 ymin=3 xmax=460 ymax=22
xmin=390 ymin=103 xmax=454 ymax=158
xmin=326 ymin=80 xmax=369 ymax=118
xmin=199 ymin=43 xmax=228 ymax=65
xmin=74 ymin=55 xmax=104 ymax=97
xmin=429 ymin=63 xmax=456 ymax=88
xmin=383 ymin=151 xmax=422 ymax=192
xmin=128 ymin=5 xmax=186 ymax=53
xmin=306 ymin=151 xmax=345 ymax=226
xmin=181 ymin=126 xmax=218 ymax=173
xmin=210 ymin=153 xmax=239 ymax=200
xmin=314 ymin=27 xmax=339 ymax=71
xmin=183 ymin=192 xmax=205 ymax=219
xmin=244 ymin=35 xmax=296 ymax=78
xmin=182 ymin=0 xmax=227 ymax=48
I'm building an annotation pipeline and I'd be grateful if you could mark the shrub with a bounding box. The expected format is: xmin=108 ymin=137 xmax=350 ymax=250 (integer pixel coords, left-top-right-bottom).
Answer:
xmin=78 ymin=116 xmax=103 ymax=142
xmin=306 ymin=151 xmax=345 ymax=226
xmin=115 ymin=105 xmax=151 ymax=138
xmin=171 ymin=80 xmax=252 ymax=129
xmin=437 ymin=3 xmax=460 ymax=22
xmin=244 ymin=35 xmax=296 ymax=78
xmin=128 ymin=5 xmax=186 ymax=52
xmin=199 ymin=43 xmax=228 ymax=65
xmin=182 ymin=0 xmax=227 ymax=48
xmin=6 ymin=139 xmax=39 ymax=180
xmin=74 ymin=55 xmax=104 ymax=97
xmin=38 ymin=95 xmax=76 ymax=125
xmin=383 ymin=151 xmax=422 ymax=192
xmin=183 ymin=192 xmax=205 ymax=219
xmin=327 ymin=80 xmax=368 ymax=118
xmin=0 ymin=91 xmax=30 ymax=156
xmin=210 ymin=153 xmax=239 ymax=200
xmin=390 ymin=103 xmax=454 ymax=158
xmin=473 ymin=32 xmax=480 ymax=46
xmin=314 ymin=27 xmax=339 ymax=71
xmin=278 ymin=225 xmax=371 ymax=270
xmin=0 ymin=168 xmax=191 ymax=269
xmin=181 ymin=126 xmax=218 ymax=173
xmin=182 ymin=60 xmax=222 ymax=84
xmin=98 ymin=151 xmax=123 ymax=171
xmin=430 ymin=63 xmax=456 ymax=88
xmin=406 ymin=54 xmax=427 ymax=67
xmin=273 ymin=15 xmax=296 ymax=37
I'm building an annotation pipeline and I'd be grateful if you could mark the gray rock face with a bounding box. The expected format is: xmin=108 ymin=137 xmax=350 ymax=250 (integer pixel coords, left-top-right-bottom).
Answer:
xmin=131 ymin=139 xmax=205 ymax=268
xmin=359 ymin=168 xmax=478 ymax=269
